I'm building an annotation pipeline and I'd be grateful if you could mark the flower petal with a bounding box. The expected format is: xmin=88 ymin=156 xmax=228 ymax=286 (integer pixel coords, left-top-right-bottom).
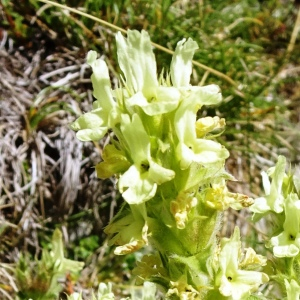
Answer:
xmin=118 ymin=165 xmax=157 ymax=204
xmin=174 ymin=84 xmax=224 ymax=169
xmin=220 ymin=270 xmax=268 ymax=300
xmin=250 ymin=196 xmax=272 ymax=215
xmin=184 ymin=84 xmax=222 ymax=106
xmin=116 ymin=30 xmax=158 ymax=98
xmin=272 ymin=242 xmax=300 ymax=257
xmin=148 ymin=160 xmax=175 ymax=185
xmin=270 ymin=232 xmax=300 ymax=257
xmin=250 ymin=156 xmax=286 ymax=215
xmin=126 ymin=87 xmax=180 ymax=115
xmin=71 ymin=52 xmax=117 ymax=141
xmin=261 ymin=171 xmax=271 ymax=195
xmin=177 ymin=139 xmax=229 ymax=169
xmin=216 ymin=227 xmax=269 ymax=299
xmin=86 ymin=51 xmax=115 ymax=112
xmin=170 ymin=38 xmax=198 ymax=87
xmin=268 ymin=155 xmax=286 ymax=213
xmin=121 ymin=113 xmax=150 ymax=164
xmin=70 ymin=109 xmax=109 ymax=141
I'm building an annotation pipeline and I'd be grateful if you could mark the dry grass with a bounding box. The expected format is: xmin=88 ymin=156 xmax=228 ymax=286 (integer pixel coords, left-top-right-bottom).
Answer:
xmin=0 ymin=29 xmax=121 ymax=298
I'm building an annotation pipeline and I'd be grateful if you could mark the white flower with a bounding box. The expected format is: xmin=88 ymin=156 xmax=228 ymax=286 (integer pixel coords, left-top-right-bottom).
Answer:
xmin=70 ymin=51 xmax=117 ymax=141
xmin=116 ymin=30 xmax=181 ymax=116
xmin=251 ymin=155 xmax=286 ymax=215
xmin=174 ymin=85 xmax=229 ymax=169
xmin=215 ymin=227 xmax=269 ymax=299
xmin=269 ymin=193 xmax=300 ymax=257
xmin=118 ymin=113 xmax=175 ymax=204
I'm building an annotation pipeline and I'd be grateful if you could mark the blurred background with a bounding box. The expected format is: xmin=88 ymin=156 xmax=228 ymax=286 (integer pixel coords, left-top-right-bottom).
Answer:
xmin=0 ymin=0 xmax=299 ymax=298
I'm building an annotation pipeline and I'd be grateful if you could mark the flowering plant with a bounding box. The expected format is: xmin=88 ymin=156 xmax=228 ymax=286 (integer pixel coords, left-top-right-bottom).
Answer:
xmin=71 ymin=30 xmax=270 ymax=299
xmin=250 ymin=156 xmax=300 ymax=298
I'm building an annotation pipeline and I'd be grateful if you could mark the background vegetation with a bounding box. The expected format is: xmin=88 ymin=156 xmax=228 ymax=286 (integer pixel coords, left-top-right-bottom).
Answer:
xmin=0 ymin=0 xmax=299 ymax=298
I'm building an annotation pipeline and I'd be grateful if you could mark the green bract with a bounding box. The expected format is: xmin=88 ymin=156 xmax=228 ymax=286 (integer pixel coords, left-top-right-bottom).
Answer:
xmin=285 ymin=279 xmax=300 ymax=300
xmin=95 ymin=144 xmax=130 ymax=179
xmin=16 ymin=229 xmax=84 ymax=300
xmin=104 ymin=203 xmax=149 ymax=255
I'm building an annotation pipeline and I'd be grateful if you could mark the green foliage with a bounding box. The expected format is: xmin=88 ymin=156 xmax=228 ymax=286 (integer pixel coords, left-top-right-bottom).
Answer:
xmin=74 ymin=235 xmax=99 ymax=260
xmin=16 ymin=252 xmax=61 ymax=300
xmin=15 ymin=229 xmax=84 ymax=300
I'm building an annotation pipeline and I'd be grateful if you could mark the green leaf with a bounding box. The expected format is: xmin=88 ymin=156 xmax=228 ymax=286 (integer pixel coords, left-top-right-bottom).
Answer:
xmin=96 ymin=144 xmax=130 ymax=178
xmin=51 ymin=228 xmax=84 ymax=274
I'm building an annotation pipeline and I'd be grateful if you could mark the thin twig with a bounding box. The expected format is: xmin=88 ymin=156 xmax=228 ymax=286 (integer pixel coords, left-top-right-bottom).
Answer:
xmin=224 ymin=17 xmax=263 ymax=33
xmin=286 ymin=7 xmax=300 ymax=57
